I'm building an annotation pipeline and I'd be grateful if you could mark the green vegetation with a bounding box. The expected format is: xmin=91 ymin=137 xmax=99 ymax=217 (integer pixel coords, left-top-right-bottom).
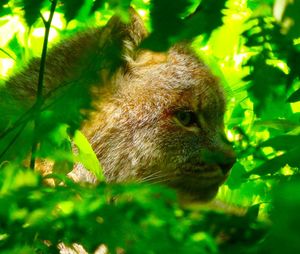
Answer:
xmin=0 ymin=0 xmax=300 ymax=253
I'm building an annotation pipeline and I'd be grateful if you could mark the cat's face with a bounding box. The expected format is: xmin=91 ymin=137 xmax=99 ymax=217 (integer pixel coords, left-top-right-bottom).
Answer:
xmin=91 ymin=46 xmax=235 ymax=202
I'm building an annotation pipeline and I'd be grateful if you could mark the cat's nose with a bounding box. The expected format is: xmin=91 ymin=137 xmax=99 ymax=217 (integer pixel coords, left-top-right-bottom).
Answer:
xmin=201 ymin=147 xmax=236 ymax=175
xmin=218 ymin=148 xmax=236 ymax=175
xmin=219 ymin=153 xmax=236 ymax=175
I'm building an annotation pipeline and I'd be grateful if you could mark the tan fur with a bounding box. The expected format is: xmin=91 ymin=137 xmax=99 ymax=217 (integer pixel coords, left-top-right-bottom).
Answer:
xmin=0 ymin=9 xmax=235 ymax=202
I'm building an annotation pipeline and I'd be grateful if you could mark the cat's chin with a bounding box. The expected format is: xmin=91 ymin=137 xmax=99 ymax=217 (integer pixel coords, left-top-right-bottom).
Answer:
xmin=167 ymin=170 xmax=226 ymax=203
xmin=176 ymin=185 xmax=220 ymax=204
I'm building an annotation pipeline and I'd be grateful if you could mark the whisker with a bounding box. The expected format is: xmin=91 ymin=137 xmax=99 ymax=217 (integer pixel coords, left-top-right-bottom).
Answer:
xmin=149 ymin=178 xmax=171 ymax=185
xmin=140 ymin=171 xmax=161 ymax=181
xmin=142 ymin=172 xmax=177 ymax=185
xmin=141 ymin=172 xmax=171 ymax=183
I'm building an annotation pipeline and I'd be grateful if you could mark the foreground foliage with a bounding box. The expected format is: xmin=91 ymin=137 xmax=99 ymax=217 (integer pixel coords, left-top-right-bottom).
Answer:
xmin=0 ymin=0 xmax=300 ymax=253
xmin=0 ymin=165 xmax=269 ymax=253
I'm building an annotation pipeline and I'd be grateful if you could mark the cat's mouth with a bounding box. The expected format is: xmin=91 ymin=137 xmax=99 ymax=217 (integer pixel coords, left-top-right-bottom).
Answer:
xmin=168 ymin=163 xmax=230 ymax=202
xmin=181 ymin=163 xmax=228 ymax=180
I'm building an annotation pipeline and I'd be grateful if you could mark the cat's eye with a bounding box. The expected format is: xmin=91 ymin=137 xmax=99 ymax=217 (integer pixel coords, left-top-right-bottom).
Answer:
xmin=174 ymin=110 xmax=198 ymax=127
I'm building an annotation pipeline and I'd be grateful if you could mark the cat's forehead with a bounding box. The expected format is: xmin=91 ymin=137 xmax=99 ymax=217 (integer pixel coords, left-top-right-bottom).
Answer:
xmin=159 ymin=51 xmax=226 ymax=114
xmin=122 ymin=48 xmax=226 ymax=113
xmin=132 ymin=47 xmax=213 ymax=89
xmin=167 ymin=74 xmax=225 ymax=114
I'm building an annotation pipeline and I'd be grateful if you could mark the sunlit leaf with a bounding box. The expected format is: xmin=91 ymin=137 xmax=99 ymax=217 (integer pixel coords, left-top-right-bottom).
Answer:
xmin=73 ymin=130 xmax=104 ymax=181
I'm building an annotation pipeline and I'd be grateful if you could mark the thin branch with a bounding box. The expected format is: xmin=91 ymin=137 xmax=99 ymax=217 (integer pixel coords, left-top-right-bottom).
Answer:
xmin=30 ymin=0 xmax=58 ymax=170
xmin=0 ymin=48 xmax=16 ymax=61
xmin=0 ymin=78 xmax=76 ymax=142
xmin=0 ymin=122 xmax=27 ymax=160
xmin=0 ymin=105 xmax=37 ymax=140
xmin=39 ymin=12 xmax=47 ymax=26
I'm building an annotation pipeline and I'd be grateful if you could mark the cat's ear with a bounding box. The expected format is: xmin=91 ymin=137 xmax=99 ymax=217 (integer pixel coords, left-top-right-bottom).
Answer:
xmin=98 ymin=7 xmax=148 ymax=80
xmin=122 ymin=7 xmax=148 ymax=62
xmin=104 ymin=8 xmax=148 ymax=61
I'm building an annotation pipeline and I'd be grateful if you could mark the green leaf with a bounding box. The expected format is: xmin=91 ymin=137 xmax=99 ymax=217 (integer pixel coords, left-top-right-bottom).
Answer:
xmin=254 ymin=119 xmax=300 ymax=132
xmin=262 ymin=177 xmax=300 ymax=254
xmin=108 ymin=0 xmax=131 ymax=11
xmin=248 ymin=147 xmax=300 ymax=176
xmin=22 ymin=0 xmax=47 ymax=27
xmin=0 ymin=163 xmax=40 ymax=194
xmin=246 ymin=204 xmax=260 ymax=221
xmin=287 ymin=88 xmax=300 ymax=103
xmin=0 ymin=0 xmax=9 ymax=15
xmin=37 ymin=123 xmax=74 ymax=175
xmin=144 ymin=0 xmax=226 ymax=50
xmin=73 ymin=130 xmax=104 ymax=181
xmin=8 ymin=35 xmax=24 ymax=61
xmin=287 ymin=48 xmax=300 ymax=88
xmin=142 ymin=0 xmax=190 ymax=51
xmin=247 ymin=0 xmax=275 ymax=10
xmin=226 ymin=162 xmax=247 ymax=190
xmin=0 ymin=0 xmax=9 ymax=9
xmin=283 ymin=0 xmax=300 ymax=39
xmin=61 ymin=0 xmax=85 ymax=22
xmin=90 ymin=0 xmax=105 ymax=14
xmin=243 ymin=55 xmax=287 ymax=114
xmin=181 ymin=0 xmax=226 ymax=40
xmin=260 ymin=134 xmax=300 ymax=151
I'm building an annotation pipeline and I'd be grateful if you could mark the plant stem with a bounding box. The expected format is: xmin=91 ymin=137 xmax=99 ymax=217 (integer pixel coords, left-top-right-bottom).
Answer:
xmin=30 ymin=0 xmax=58 ymax=170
